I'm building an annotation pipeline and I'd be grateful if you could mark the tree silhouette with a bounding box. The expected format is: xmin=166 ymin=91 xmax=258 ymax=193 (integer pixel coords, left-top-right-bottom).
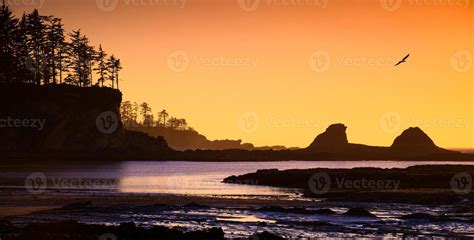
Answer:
xmin=0 ymin=1 xmax=19 ymax=83
xmin=65 ymin=29 xmax=93 ymax=86
xmin=0 ymin=2 xmax=122 ymax=89
xmin=120 ymin=101 xmax=134 ymax=127
xmin=16 ymin=14 xmax=32 ymax=83
xmin=158 ymin=109 xmax=169 ymax=127
xmin=107 ymin=55 xmax=121 ymax=89
xmin=107 ymin=55 xmax=117 ymax=88
xmin=87 ymin=45 xmax=96 ymax=85
xmin=114 ymin=58 xmax=122 ymax=90
xmin=140 ymin=102 xmax=153 ymax=126
xmin=94 ymin=45 xmax=108 ymax=87
xmin=26 ymin=9 xmax=47 ymax=85
xmin=45 ymin=17 xmax=64 ymax=84
xmin=123 ymin=101 xmax=191 ymax=131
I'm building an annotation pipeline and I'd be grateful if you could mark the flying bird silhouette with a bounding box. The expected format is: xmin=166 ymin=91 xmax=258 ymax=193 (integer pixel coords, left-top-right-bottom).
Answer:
xmin=395 ymin=54 xmax=410 ymax=66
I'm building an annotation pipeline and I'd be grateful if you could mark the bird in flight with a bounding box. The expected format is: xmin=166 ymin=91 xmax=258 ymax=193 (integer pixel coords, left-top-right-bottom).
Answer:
xmin=394 ymin=54 xmax=410 ymax=66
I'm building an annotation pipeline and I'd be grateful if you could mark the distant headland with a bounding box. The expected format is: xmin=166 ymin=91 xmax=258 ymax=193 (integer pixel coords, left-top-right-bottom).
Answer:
xmin=0 ymin=84 xmax=473 ymax=162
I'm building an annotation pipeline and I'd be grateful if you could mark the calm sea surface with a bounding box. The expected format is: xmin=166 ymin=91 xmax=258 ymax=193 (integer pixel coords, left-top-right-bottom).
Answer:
xmin=1 ymin=160 xmax=473 ymax=196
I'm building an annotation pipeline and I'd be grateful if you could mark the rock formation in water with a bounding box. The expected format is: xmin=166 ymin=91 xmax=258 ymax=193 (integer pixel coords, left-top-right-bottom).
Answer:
xmin=307 ymin=123 xmax=349 ymax=153
xmin=390 ymin=127 xmax=447 ymax=156
xmin=1 ymin=84 xmax=471 ymax=161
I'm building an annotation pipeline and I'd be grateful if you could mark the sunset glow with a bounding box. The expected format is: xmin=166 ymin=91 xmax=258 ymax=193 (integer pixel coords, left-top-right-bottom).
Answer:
xmin=11 ymin=0 xmax=473 ymax=148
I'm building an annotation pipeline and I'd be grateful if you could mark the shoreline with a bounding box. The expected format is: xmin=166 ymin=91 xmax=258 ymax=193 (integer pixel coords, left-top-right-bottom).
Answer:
xmin=1 ymin=189 xmax=473 ymax=239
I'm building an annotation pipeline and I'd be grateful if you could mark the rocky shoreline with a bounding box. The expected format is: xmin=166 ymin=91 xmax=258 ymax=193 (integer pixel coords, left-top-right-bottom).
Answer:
xmin=224 ymin=165 xmax=474 ymax=204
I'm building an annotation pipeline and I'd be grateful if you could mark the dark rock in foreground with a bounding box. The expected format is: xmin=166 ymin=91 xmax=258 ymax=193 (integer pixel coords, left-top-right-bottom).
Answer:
xmin=223 ymin=165 xmax=474 ymax=204
xmin=249 ymin=231 xmax=285 ymax=240
xmin=0 ymin=220 xmax=226 ymax=240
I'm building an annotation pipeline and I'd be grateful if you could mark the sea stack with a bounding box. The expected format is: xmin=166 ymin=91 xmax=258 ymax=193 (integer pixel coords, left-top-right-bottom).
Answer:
xmin=307 ymin=123 xmax=349 ymax=153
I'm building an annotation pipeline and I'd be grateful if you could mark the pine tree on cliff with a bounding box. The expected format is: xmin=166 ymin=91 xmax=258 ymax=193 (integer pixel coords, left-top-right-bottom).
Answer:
xmin=25 ymin=9 xmax=47 ymax=85
xmin=0 ymin=1 xmax=19 ymax=83
xmin=65 ymin=30 xmax=92 ymax=86
xmin=107 ymin=55 xmax=117 ymax=88
xmin=45 ymin=17 xmax=65 ymax=84
xmin=15 ymin=14 xmax=32 ymax=83
xmin=94 ymin=45 xmax=108 ymax=87
xmin=113 ymin=58 xmax=122 ymax=90
xmin=106 ymin=55 xmax=121 ymax=89
xmin=86 ymin=45 xmax=96 ymax=85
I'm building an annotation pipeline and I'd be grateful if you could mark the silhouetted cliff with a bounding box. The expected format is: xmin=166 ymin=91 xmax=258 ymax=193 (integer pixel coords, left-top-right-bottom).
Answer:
xmin=127 ymin=126 xmax=291 ymax=151
xmin=0 ymin=84 xmax=170 ymax=160
xmin=1 ymin=85 xmax=471 ymax=161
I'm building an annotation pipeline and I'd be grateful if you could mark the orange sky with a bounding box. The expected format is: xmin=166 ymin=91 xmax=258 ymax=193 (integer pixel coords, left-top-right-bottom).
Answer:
xmin=11 ymin=0 xmax=473 ymax=149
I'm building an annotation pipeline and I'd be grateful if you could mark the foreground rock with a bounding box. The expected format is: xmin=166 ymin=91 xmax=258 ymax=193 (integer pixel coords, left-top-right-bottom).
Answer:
xmin=224 ymin=165 xmax=474 ymax=204
xmin=0 ymin=220 xmax=226 ymax=240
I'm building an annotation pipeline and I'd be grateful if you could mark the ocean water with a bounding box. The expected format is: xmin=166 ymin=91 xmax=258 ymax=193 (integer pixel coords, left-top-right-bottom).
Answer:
xmin=1 ymin=160 xmax=473 ymax=196
xmin=2 ymin=160 xmax=474 ymax=238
